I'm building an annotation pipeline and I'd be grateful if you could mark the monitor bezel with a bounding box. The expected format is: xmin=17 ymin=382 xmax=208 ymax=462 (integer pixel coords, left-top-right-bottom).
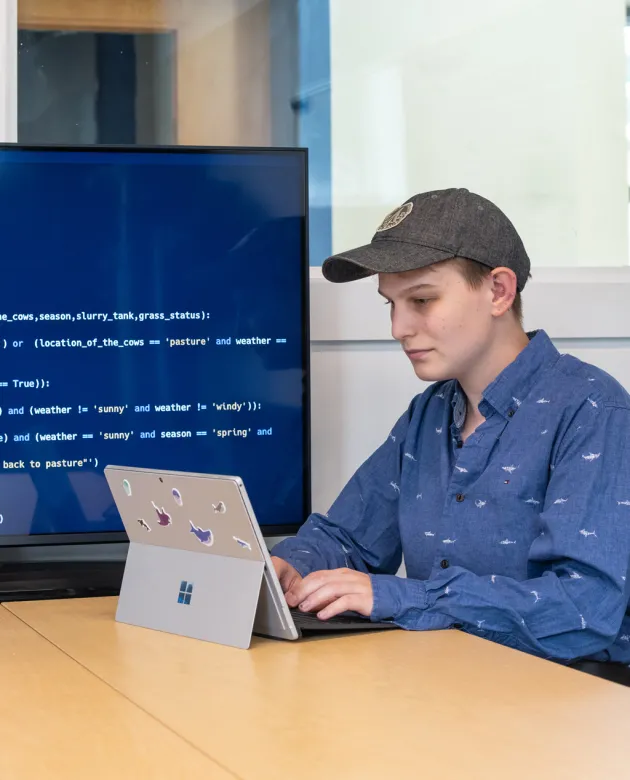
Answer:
xmin=0 ymin=141 xmax=311 ymax=545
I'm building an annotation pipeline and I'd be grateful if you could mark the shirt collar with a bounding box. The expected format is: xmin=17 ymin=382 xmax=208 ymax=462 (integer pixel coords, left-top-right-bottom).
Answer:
xmin=452 ymin=388 xmax=467 ymax=429
xmin=480 ymin=329 xmax=560 ymax=420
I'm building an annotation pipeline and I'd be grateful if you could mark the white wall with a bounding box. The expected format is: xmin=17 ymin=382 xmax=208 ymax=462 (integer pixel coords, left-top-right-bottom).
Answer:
xmin=329 ymin=0 xmax=629 ymax=269
xmin=0 ymin=0 xmax=17 ymax=142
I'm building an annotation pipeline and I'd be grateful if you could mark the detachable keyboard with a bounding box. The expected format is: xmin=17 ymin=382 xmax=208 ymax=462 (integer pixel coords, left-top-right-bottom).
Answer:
xmin=289 ymin=607 xmax=398 ymax=633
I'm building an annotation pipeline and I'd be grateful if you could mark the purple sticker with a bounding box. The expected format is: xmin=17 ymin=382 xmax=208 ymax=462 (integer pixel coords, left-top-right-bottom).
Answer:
xmin=189 ymin=520 xmax=213 ymax=546
xmin=172 ymin=488 xmax=183 ymax=507
xmin=151 ymin=501 xmax=172 ymax=527
xmin=137 ymin=517 xmax=151 ymax=532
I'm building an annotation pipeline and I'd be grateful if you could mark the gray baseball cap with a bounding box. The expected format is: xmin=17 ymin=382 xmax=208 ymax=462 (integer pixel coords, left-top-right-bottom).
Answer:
xmin=321 ymin=188 xmax=531 ymax=292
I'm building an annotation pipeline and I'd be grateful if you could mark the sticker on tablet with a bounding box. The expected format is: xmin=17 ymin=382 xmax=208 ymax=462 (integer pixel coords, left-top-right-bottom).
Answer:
xmin=212 ymin=501 xmax=226 ymax=514
xmin=172 ymin=488 xmax=183 ymax=507
xmin=189 ymin=520 xmax=213 ymax=546
xmin=151 ymin=501 xmax=172 ymax=527
xmin=233 ymin=536 xmax=251 ymax=551
xmin=122 ymin=479 xmax=132 ymax=497
xmin=137 ymin=517 xmax=151 ymax=532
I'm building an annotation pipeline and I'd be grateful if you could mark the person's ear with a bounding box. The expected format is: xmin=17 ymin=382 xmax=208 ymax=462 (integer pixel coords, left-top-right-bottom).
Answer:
xmin=489 ymin=268 xmax=517 ymax=318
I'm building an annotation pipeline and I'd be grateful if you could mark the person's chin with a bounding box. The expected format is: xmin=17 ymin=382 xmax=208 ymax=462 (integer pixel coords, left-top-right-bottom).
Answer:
xmin=414 ymin=368 xmax=446 ymax=383
xmin=410 ymin=357 xmax=448 ymax=383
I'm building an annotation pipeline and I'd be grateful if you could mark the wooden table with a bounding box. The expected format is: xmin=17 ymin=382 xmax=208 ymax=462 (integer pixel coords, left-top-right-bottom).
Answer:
xmin=7 ymin=597 xmax=630 ymax=780
xmin=0 ymin=606 xmax=231 ymax=780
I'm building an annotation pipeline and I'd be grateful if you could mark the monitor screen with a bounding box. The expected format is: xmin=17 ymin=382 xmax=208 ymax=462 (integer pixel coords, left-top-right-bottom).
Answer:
xmin=0 ymin=144 xmax=310 ymax=542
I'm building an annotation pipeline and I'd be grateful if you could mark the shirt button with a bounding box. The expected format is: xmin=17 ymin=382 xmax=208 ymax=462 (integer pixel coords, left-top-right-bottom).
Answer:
xmin=456 ymin=493 xmax=465 ymax=502
xmin=456 ymin=441 xmax=463 ymax=449
xmin=440 ymin=559 xmax=450 ymax=569
xmin=508 ymin=409 xmax=515 ymax=418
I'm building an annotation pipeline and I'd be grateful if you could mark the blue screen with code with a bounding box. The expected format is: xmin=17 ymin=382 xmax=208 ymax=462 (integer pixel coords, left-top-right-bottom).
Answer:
xmin=0 ymin=145 xmax=309 ymax=536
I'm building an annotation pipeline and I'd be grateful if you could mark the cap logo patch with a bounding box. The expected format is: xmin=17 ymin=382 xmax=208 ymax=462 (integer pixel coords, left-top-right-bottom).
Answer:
xmin=376 ymin=202 xmax=413 ymax=232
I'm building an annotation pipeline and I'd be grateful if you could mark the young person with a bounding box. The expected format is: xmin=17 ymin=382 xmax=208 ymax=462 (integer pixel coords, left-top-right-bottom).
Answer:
xmin=271 ymin=187 xmax=630 ymax=667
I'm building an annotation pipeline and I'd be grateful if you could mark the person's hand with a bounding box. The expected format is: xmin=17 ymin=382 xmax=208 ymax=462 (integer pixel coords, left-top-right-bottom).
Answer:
xmin=284 ymin=568 xmax=374 ymax=620
xmin=271 ymin=556 xmax=303 ymax=594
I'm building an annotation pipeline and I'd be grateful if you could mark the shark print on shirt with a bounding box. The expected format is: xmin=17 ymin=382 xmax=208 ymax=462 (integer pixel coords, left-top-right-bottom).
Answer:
xmin=271 ymin=330 xmax=630 ymax=666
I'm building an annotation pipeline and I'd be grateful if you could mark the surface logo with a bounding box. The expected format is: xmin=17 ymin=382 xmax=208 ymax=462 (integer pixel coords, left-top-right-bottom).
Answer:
xmin=178 ymin=580 xmax=193 ymax=605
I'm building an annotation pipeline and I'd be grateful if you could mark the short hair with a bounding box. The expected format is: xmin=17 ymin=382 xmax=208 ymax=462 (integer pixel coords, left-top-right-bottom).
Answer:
xmin=448 ymin=257 xmax=525 ymax=325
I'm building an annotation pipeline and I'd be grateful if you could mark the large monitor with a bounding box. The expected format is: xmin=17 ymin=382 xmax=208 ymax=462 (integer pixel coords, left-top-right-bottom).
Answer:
xmin=0 ymin=144 xmax=310 ymax=552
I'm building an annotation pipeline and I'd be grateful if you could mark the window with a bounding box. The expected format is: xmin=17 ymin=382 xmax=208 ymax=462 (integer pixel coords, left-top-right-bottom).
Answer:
xmin=3 ymin=1 xmax=630 ymax=270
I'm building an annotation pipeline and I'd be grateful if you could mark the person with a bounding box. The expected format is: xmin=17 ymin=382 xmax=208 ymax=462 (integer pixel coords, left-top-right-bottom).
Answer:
xmin=270 ymin=187 xmax=630 ymax=671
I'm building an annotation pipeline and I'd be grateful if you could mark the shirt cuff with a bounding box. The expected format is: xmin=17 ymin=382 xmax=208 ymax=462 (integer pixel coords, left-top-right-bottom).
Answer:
xmin=370 ymin=574 xmax=428 ymax=622
xmin=269 ymin=540 xmax=318 ymax=578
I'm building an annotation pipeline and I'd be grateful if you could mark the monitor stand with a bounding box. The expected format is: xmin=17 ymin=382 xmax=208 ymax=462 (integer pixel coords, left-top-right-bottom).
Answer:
xmin=0 ymin=559 xmax=125 ymax=602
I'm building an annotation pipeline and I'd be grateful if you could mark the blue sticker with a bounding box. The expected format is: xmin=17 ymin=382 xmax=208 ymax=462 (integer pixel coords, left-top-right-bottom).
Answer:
xmin=189 ymin=520 xmax=213 ymax=546
xmin=233 ymin=536 xmax=251 ymax=551
xmin=172 ymin=488 xmax=183 ymax=507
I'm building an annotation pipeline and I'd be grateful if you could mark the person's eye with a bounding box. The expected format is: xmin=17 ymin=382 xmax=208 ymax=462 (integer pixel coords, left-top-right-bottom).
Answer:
xmin=413 ymin=298 xmax=431 ymax=306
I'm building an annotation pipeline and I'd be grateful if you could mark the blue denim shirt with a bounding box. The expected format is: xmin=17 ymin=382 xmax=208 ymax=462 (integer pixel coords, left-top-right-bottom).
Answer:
xmin=272 ymin=330 xmax=630 ymax=663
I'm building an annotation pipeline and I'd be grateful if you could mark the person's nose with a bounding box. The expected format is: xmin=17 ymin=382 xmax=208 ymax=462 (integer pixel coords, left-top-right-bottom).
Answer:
xmin=390 ymin=304 xmax=416 ymax=344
